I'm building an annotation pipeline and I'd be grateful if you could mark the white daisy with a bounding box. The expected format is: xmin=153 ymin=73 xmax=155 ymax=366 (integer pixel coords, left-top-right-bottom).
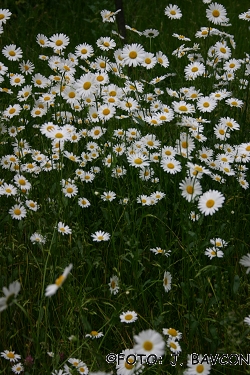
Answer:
xmin=198 ymin=189 xmax=225 ymax=216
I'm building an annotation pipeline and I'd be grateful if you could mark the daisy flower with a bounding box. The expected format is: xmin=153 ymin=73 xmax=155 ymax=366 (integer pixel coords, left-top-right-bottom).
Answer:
xmin=143 ymin=28 xmax=159 ymax=38
xmin=167 ymin=338 xmax=182 ymax=354
xmin=244 ymin=316 xmax=250 ymax=326
xmin=239 ymin=9 xmax=250 ymax=22
xmin=101 ymin=191 xmax=116 ymax=202
xmin=120 ymin=311 xmax=138 ymax=323
xmin=85 ymin=331 xmax=104 ymax=339
xmin=91 ymin=230 xmax=110 ymax=242
xmin=163 ymin=328 xmax=182 ymax=340
xmin=116 ymin=348 xmax=144 ymax=375
xmin=141 ymin=52 xmax=157 ymax=69
xmin=160 ymin=158 xmax=182 ymax=174
xmin=156 ymin=51 xmax=169 ymax=67
xmin=57 ymin=221 xmax=72 ymax=235
xmin=11 ymin=362 xmax=24 ymax=374
xmin=0 ymin=9 xmax=12 ymax=24
xmin=98 ymin=103 xmax=116 ymax=121
xmin=133 ymin=329 xmax=165 ymax=359
xmin=49 ymin=33 xmax=69 ymax=51
xmin=62 ymin=183 xmax=78 ymax=198
xmin=96 ymin=36 xmax=116 ymax=51
xmin=19 ymin=60 xmax=35 ymax=75
xmin=3 ymin=104 xmax=22 ymax=118
xmin=198 ymin=189 xmax=225 ymax=216
xmin=196 ymin=96 xmax=217 ymax=112
xmin=225 ymin=97 xmax=244 ymax=108
xmin=206 ymin=2 xmax=228 ymax=24
xmin=108 ymin=275 xmax=119 ymax=295
xmin=184 ymin=61 xmax=205 ymax=80
xmin=2 ymin=44 xmax=23 ymax=61
xmin=127 ymin=152 xmax=150 ymax=168
xmin=121 ymin=43 xmax=146 ymax=67
xmin=205 ymin=247 xmax=224 ymax=259
xmin=210 ymin=238 xmax=228 ymax=248
xmin=164 ymin=4 xmax=182 ymax=19
xmin=239 ymin=254 xmax=250 ymax=274
xmin=9 ymin=204 xmax=27 ymax=220
xmin=100 ymin=9 xmax=121 ymax=23
xmin=26 ymin=200 xmax=39 ymax=211
xmin=75 ymin=42 xmax=94 ymax=59
xmin=0 ymin=281 xmax=21 ymax=312
xmin=78 ymin=197 xmax=91 ymax=208
xmin=179 ymin=177 xmax=202 ymax=202
xmin=30 ymin=232 xmax=46 ymax=244
xmin=172 ymin=100 xmax=195 ymax=114
xmin=163 ymin=271 xmax=172 ymax=292
xmin=45 ymin=264 xmax=73 ymax=297
xmin=184 ymin=354 xmax=211 ymax=375
xmin=1 ymin=350 xmax=21 ymax=362
xmin=150 ymin=247 xmax=171 ymax=256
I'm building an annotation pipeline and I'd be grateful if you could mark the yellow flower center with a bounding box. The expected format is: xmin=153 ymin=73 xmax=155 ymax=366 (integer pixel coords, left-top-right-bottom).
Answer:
xmin=14 ymin=209 xmax=21 ymax=215
xmin=231 ymin=101 xmax=238 ymax=106
xmin=69 ymin=92 xmax=75 ymax=98
xmin=203 ymin=102 xmax=210 ymax=107
xmin=219 ymin=129 xmax=225 ymax=135
xmin=125 ymin=358 xmax=134 ymax=370
xmin=181 ymin=141 xmax=188 ymax=148
xmin=211 ymin=251 xmax=216 ymax=256
xmin=100 ymin=62 xmax=106 ymax=68
xmin=201 ymin=153 xmax=207 ymax=159
xmin=55 ymin=275 xmax=65 ymax=286
xmin=167 ymin=162 xmax=174 ymax=169
xmin=55 ymin=132 xmax=64 ymax=138
xmin=170 ymin=10 xmax=176 ymax=15
xmin=201 ymin=30 xmax=208 ymax=35
xmin=158 ymin=57 xmax=163 ymax=64
xmin=195 ymin=166 xmax=203 ymax=172
xmin=179 ymin=105 xmax=188 ymax=111
xmin=196 ymin=364 xmax=205 ymax=373
xmin=103 ymin=108 xmax=110 ymax=116
xmin=103 ymin=41 xmax=110 ymax=47
xmin=168 ymin=328 xmax=177 ymax=336
xmin=90 ymin=330 xmax=98 ymax=336
xmin=220 ymin=47 xmax=226 ymax=54
xmin=9 ymin=108 xmax=16 ymax=114
xmin=83 ymin=82 xmax=91 ymax=90
xmin=9 ymin=51 xmax=16 ymax=56
xmin=0 ymin=14 xmax=5 ymax=20
xmin=186 ymin=185 xmax=194 ymax=194
xmin=7 ymin=352 xmax=15 ymax=359
xmin=125 ymin=314 xmax=133 ymax=320
xmin=129 ymin=51 xmax=137 ymax=59
xmin=97 ymin=75 xmax=104 ymax=82
xmin=212 ymin=10 xmax=220 ymax=17
xmin=170 ymin=342 xmax=177 ymax=349
xmin=191 ymin=67 xmax=198 ymax=72
xmin=81 ymin=48 xmax=87 ymax=54
xmin=36 ymin=79 xmax=42 ymax=85
xmin=14 ymin=78 xmax=21 ymax=83
xmin=134 ymin=158 xmax=143 ymax=164
xmin=206 ymin=199 xmax=215 ymax=208
xmin=55 ymin=40 xmax=63 ymax=46
xmin=111 ymin=280 xmax=116 ymax=289
xmin=67 ymin=187 xmax=73 ymax=193
xmin=143 ymin=341 xmax=153 ymax=351
xmin=145 ymin=58 xmax=151 ymax=64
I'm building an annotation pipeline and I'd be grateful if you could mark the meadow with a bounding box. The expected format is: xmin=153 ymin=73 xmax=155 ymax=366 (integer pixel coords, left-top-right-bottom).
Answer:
xmin=0 ymin=0 xmax=250 ymax=374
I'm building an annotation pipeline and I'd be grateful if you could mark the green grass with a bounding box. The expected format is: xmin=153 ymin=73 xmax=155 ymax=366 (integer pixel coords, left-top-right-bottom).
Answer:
xmin=0 ymin=1 xmax=250 ymax=374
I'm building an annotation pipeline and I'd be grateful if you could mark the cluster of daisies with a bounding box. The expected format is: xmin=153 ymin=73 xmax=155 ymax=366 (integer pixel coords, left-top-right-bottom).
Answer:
xmin=0 ymin=4 xmax=249 ymax=236
xmin=0 ymin=3 xmax=250 ymax=375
